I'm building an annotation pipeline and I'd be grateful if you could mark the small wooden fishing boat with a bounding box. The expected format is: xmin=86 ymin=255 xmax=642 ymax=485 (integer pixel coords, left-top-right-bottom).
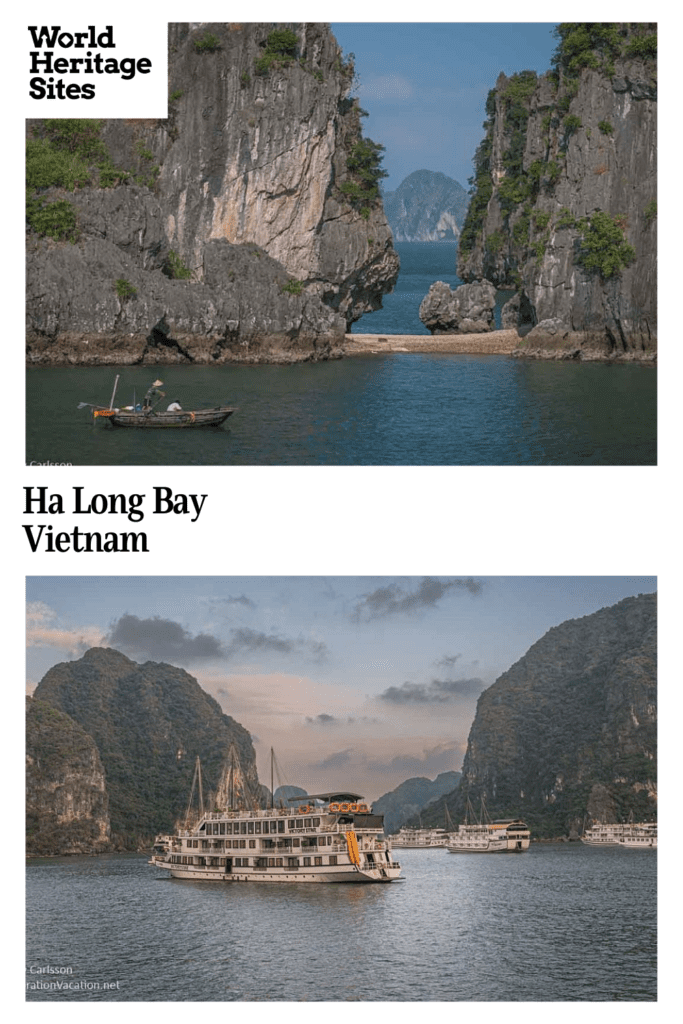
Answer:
xmin=81 ymin=376 xmax=237 ymax=428
xmin=94 ymin=406 xmax=236 ymax=428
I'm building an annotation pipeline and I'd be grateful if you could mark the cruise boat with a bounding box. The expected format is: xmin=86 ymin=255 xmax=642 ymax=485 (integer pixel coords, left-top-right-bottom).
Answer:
xmin=446 ymin=819 xmax=531 ymax=853
xmin=582 ymin=821 xmax=657 ymax=848
xmin=149 ymin=758 xmax=402 ymax=883
xmin=444 ymin=797 xmax=530 ymax=853
xmin=389 ymin=827 xmax=448 ymax=848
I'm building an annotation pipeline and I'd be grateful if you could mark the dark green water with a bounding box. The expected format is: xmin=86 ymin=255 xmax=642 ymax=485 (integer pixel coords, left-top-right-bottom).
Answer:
xmin=26 ymin=845 xmax=656 ymax=1001
xmin=26 ymin=355 xmax=656 ymax=466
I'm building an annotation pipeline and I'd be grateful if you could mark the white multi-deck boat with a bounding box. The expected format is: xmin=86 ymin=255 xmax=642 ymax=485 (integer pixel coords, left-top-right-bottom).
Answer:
xmin=149 ymin=759 xmax=402 ymax=883
xmin=389 ymin=827 xmax=448 ymax=848
xmin=444 ymin=796 xmax=530 ymax=853
xmin=582 ymin=821 xmax=657 ymax=848
xmin=446 ymin=819 xmax=531 ymax=853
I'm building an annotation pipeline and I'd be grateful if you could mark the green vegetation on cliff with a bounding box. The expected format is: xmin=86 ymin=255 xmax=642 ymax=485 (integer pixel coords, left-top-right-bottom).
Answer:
xmin=551 ymin=23 xmax=657 ymax=78
xmin=339 ymin=136 xmax=388 ymax=218
xmin=576 ymin=211 xmax=636 ymax=279
xmin=34 ymin=648 xmax=259 ymax=847
xmin=26 ymin=697 xmax=111 ymax=856
xmin=418 ymin=594 xmax=656 ymax=839
xmin=254 ymin=28 xmax=298 ymax=74
xmin=26 ymin=119 xmax=130 ymax=242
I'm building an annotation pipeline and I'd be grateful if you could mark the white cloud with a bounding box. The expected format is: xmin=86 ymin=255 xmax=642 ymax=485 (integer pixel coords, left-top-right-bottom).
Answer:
xmin=26 ymin=602 xmax=104 ymax=656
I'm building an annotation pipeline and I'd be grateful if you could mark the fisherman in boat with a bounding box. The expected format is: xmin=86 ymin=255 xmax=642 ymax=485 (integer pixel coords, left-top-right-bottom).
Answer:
xmin=167 ymin=400 xmax=182 ymax=411
xmin=142 ymin=380 xmax=165 ymax=410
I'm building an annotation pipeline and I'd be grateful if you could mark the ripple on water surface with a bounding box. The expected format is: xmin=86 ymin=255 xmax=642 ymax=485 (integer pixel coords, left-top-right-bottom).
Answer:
xmin=26 ymin=844 xmax=656 ymax=1001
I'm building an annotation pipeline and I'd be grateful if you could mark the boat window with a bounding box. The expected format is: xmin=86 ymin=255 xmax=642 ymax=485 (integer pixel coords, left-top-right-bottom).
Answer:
xmin=312 ymin=817 xmax=320 ymax=827
xmin=248 ymin=821 xmax=254 ymax=834
xmin=278 ymin=820 xmax=285 ymax=833
xmin=255 ymin=822 xmax=261 ymax=834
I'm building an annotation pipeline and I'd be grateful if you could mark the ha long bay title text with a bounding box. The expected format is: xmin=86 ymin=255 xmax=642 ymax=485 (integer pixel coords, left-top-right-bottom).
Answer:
xmin=23 ymin=487 xmax=208 ymax=553
xmin=28 ymin=25 xmax=152 ymax=99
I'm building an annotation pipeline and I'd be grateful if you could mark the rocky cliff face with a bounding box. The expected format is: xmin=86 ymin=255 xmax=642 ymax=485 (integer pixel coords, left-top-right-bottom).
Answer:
xmin=26 ymin=23 xmax=398 ymax=365
xmin=457 ymin=24 xmax=656 ymax=360
xmin=34 ymin=647 xmax=260 ymax=845
xmin=450 ymin=593 xmax=657 ymax=837
xmin=26 ymin=697 xmax=111 ymax=856
xmin=383 ymin=170 xmax=469 ymax=242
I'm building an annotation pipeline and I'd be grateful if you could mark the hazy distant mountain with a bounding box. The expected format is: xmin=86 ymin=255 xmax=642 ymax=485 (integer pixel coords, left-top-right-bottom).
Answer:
xmin=383 ymin=170 xmax=469 ymax=242
xmin=274 ymin=785 xmax=308 ymax=807
xmin=372 ymin=771 xmax=461 ymax=835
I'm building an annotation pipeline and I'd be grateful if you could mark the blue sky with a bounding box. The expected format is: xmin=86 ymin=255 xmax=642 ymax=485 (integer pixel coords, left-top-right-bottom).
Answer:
xmin=27 ymin=576 xmax=655 ymax=801
xmin=330 ymin=23 xmax=560 ymax=191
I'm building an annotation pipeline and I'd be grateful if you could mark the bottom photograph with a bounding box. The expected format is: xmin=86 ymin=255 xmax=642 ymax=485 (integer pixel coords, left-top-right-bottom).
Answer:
xmin=25 ymin=576 xmax=657 ymax=1002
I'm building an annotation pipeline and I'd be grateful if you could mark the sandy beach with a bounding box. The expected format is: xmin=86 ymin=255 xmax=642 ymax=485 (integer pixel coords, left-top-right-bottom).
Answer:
xmin=343 ymin=330 xmax=520 ymax=355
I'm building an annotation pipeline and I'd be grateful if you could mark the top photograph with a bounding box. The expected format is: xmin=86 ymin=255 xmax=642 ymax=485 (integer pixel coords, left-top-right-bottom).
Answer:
xmin=25 ymin=22 xmax=657 ymax=466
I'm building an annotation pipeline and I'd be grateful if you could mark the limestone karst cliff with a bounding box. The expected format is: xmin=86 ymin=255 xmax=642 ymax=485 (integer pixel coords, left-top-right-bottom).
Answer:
xmin=26 ymin=697 xmax=112 ymax=856
xmin=33 ymin=647 xmax=260 ymax=846
xmin=457 ymin=24 xmax=656 ymax=360
xmin=26 ymin=23 xmax=399 ymax=365
xmin=446 ymin=593 xmax=657 ymax=838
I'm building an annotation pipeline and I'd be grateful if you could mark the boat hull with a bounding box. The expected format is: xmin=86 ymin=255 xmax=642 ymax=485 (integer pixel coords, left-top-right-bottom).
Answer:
xmin=96 ymin=407 xmax=236 ymax=428
xmin=150 ymin=858 xmax=401 ymax=883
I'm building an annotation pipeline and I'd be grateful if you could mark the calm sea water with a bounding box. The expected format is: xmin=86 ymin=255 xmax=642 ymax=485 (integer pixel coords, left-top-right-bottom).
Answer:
xmin=26 ymin=844 xmax=656 ymax=1001
xmin=25 ymin=243 xmax=656 ymax=465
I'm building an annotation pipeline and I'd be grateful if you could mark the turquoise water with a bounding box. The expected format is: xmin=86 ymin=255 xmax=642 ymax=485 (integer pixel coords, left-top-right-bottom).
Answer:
xmin=26 ymin=844 xmax=656 ymax=1001
xmin=352 ymin=241 xmax=462 ymax=334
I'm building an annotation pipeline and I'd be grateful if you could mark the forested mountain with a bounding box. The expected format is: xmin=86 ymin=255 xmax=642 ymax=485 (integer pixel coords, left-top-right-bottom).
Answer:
xmin=33 ymin=647 xmax=259 ymax=846
xmin=419 ymin=593 xmax=656 ymax=838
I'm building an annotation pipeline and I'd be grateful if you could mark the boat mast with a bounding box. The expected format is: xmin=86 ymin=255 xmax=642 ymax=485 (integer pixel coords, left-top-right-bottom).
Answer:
xmin=184 ymin=756 xmax=204 ymax=827
xmin=270 ymin=747 xmax=274 ymax=810
xmin=109 ymin=374 xmax=120 ymax=410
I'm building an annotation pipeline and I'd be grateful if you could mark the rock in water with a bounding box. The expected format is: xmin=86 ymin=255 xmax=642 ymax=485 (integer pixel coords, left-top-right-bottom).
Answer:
xmin=419 ymin=279 xmax=497 ymax=334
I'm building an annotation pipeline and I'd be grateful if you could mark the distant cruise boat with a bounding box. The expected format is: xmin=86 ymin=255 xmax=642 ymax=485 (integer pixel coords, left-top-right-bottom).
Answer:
xmin=446 ymin=819 xmax=531 ymax=854
xmin=445 ymin=797 xmax=530 ymax=853
xmin=582 ymin=821 xmax=657 ymax=848
xmin=389 ymin=827 xmax=448 ymax=849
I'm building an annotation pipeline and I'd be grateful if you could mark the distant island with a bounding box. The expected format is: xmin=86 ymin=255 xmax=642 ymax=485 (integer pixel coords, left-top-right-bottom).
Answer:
xmin=382 ymin=169 xmax=469 ymax=242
